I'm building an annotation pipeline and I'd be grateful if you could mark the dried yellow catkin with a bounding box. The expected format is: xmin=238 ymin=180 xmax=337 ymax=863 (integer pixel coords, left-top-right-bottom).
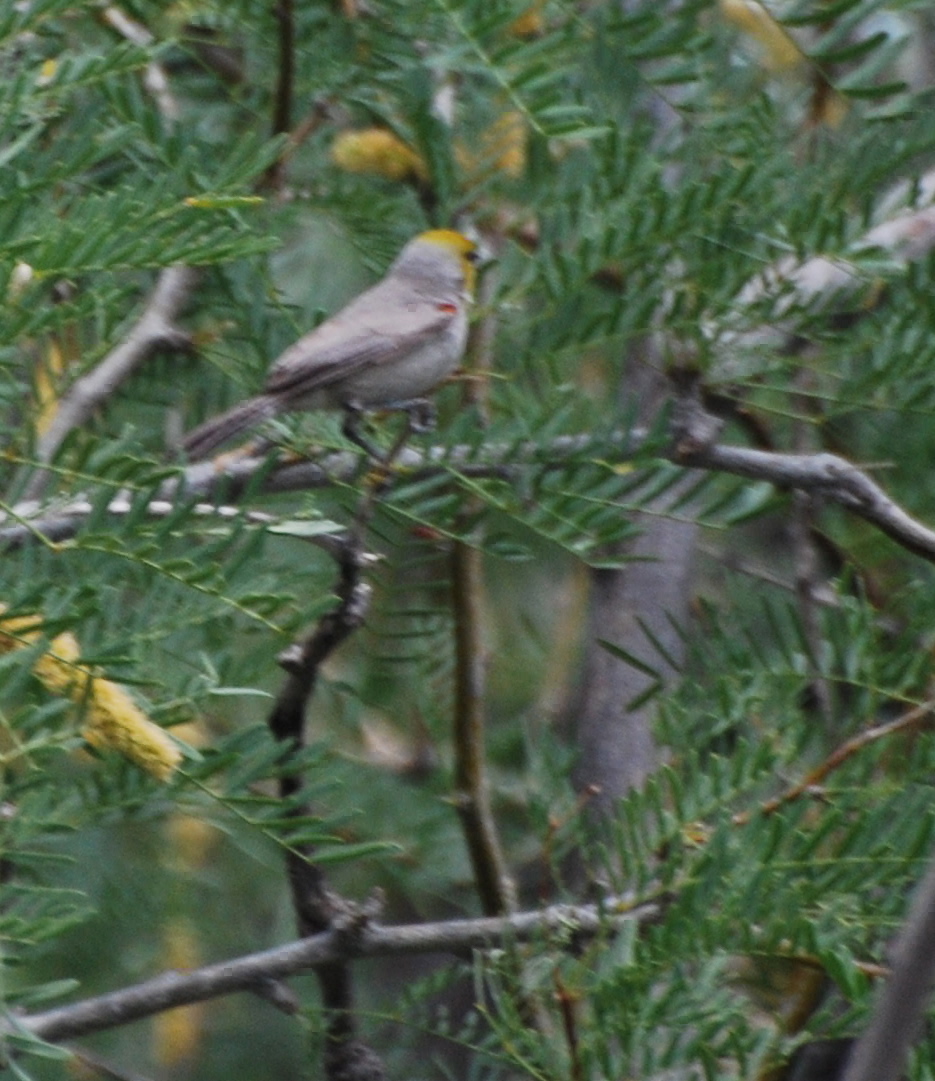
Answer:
xmin=33 ymin=337 xmax=66 ymax=438
xmin=720 ymin=0 xmax=804 ymax=73
xmin=152 ymin=918 xmax=206 ymax=1067
xmin=0 ymin=612 xmax=181 ymax=781
xmin=508 ymin=0 xmax=547 ymax=39
xmin=457 ymin=110 xmax=527 ymax=182
xmin=330 ymin=128 xmax=429 ymax=183
xmin=719 ymin=0 xmax=848 ymax=127
xmin=80 ymin=673 xmax=181 ymax=782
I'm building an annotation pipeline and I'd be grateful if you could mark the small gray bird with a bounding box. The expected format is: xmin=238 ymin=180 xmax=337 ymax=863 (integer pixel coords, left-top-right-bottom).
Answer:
xmin=182 ymin=230 xmax=479 ymax=460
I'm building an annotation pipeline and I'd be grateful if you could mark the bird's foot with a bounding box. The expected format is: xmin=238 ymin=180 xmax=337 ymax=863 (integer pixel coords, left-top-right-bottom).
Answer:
xmin=399 ymin=398 xmax=436 ymax=434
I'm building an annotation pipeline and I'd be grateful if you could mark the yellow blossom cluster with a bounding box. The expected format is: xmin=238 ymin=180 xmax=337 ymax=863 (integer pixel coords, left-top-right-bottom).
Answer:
xmin=0 ymin=613 xmax=181 ymax=781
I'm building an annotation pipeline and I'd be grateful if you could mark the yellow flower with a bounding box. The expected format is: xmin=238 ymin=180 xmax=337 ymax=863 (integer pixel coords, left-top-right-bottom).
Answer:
xmin=81 ymin=673 xmax=181 ymax=782
xmin=0 ymin=612 xmax=181 ymax=781
xmin=331 ymin=128 xmax=429 ymax=183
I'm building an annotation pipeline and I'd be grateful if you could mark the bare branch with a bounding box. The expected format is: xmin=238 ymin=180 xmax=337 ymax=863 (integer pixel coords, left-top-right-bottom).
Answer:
xmin=264 ymin=431 xmax=424 ymax=1081
xmin=671 ymin=382 xmax=935 ymax=564
xmin=693 ymin=445 xmax=935 ymax=559
xmin=267 ymin=534 xmax=376 ymax=1078
xmin=841 ymin=843 xmax=935 ymax=1081
xmin=571 ymin=356 xmax=684 ymax=820
xmin=26 ymin=266 xmax=198 ymax=498
xmin=17 ymin=896 xmax=659 ymax=1045
xmin=99 ymin=7 xmax=180 ymax=122
xmin=715 ymin=168 xmax=935 ymax=364
xmin=8 ymin=405 xmax=935 ymax=570
xmin=0 ymin=430 xmax=613 ymax=551
xmin=0 ymin=491 xmax=353 ymax=557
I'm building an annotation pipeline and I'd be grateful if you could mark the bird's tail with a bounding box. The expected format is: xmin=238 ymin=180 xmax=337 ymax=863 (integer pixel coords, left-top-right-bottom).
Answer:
xmin=182 ymin=394 xmax=281 ymax=460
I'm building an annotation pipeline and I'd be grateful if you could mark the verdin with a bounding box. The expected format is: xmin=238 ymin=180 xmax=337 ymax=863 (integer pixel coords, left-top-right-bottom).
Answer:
xmin=182 ymin=229 xmax=480 ymax=459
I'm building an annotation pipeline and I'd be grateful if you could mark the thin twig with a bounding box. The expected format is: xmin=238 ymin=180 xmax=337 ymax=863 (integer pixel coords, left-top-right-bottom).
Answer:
xmin=15 ymin=896 xmax=658 ymax=1045
xmin=450 ymin=260 xmax=516 ymax=917
xmin=276 ymin=98 xmax=333 ymax=170
xmin=7 ymin=22 xmax=192 ymax=1069
xmin=553 ymin=970 xmax=583 ymax=1081
xmin=697 ymin=541 xmax=842 ymax=609
xmin=788 ymin=363 xmax=835 ymax=727
xmin=271 ymin=0 xmax=295 ymax=136
xmin=734 ymin=698 xmax=934 ymax=825
xmin=263 ymin=0 xmax=295 ymax=191
xmin=24 ymin=9 xmax=189 ymax=505
xmin=791 ymin=490 xmax=835 ymax=726
xmin=451 ymin=541 xmax=517 ymax=915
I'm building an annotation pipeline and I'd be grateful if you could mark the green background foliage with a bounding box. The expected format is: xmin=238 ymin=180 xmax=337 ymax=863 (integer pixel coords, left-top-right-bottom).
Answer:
xmin=3 ymin=0 xmax=935 ymax=1078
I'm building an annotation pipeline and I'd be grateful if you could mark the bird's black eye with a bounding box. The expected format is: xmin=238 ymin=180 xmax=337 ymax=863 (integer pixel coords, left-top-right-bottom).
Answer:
xmin=465 ymin=248 xmax=481 ymax=264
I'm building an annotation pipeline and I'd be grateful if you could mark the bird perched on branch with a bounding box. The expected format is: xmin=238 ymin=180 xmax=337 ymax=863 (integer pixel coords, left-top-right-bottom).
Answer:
xmin=182 ymin=229 xmax=480 ymax=460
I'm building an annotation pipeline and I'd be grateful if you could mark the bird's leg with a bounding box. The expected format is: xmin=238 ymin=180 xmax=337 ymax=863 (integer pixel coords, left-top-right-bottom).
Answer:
xmin=375 ymin=399 xmax=434 ymax=471
xmin=341 ymin=402 xmax=384 ymax=460
xmin=343 ymin=401 xmax=418 ymax=508
xmin=342 ymin=398 xmax=437 ymax=460
xmin=380 ymin=409 xmax=421 ymax=469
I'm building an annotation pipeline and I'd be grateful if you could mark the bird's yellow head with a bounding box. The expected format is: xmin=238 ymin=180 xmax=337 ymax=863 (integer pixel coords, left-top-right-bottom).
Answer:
xmin=413 ymin=229 xmax=481 ymax=293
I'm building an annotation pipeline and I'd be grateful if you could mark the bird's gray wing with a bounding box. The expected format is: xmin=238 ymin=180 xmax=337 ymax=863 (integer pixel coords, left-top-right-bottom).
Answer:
xmin=264 ymin=283 xmax=459 ymax=397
